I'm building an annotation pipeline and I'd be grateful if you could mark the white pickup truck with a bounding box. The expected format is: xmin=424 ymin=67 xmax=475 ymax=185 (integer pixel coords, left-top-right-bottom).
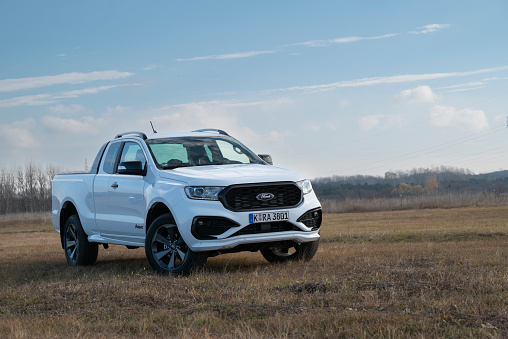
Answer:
xmin=52 ymin=129 xmax=322 ymax=275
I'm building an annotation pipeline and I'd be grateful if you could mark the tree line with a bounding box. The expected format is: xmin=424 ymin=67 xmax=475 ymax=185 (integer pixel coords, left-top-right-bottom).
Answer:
xmin=312 ymin=166 xmax=508 ymax=200
xmin=2 ymin=164 xmax=508 ymax=215
xmin=0 ymin=163 xmax=60 ymax=215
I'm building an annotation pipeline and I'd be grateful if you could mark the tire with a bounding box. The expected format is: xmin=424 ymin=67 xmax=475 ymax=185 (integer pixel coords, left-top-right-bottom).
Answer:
xmin=261 ymin=239 xmax=319 ymax=263
xmin=145 ymin=214 xmax=208 ymax=276
xmin=63 ymin=214 xmax=98 ymax=266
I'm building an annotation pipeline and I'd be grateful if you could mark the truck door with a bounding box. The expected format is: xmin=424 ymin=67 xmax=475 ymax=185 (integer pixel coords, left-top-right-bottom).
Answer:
xmin=103 ymin=141 xmax=147 ymax=241
xmin=94 ymin=141 xmax=122 ymax=231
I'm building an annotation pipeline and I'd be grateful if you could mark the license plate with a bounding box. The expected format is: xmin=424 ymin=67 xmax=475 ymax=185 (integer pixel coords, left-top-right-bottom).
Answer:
xmin=249 ymin=211 xmax=289 ymax=223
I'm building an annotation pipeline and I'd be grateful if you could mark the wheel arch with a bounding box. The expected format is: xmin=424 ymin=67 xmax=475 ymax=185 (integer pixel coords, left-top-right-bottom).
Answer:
xmin=146 ymin=202 xmax=175 ymax=233
xmin=59 ymin=201 xmax=79 ymax=249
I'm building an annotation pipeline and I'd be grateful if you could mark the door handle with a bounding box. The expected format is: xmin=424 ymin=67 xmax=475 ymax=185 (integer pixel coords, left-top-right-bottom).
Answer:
xmin=111 ymin=182 xmax=119 ymax=188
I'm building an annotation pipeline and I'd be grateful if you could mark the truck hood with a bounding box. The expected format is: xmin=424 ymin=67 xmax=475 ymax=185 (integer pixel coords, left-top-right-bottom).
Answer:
xmin=158 ymin=164 xmax=305 ymax=186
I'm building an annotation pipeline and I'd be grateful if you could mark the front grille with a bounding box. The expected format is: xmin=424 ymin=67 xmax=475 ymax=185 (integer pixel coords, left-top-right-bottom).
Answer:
xmin=220 ymin=182 xmax=302 ymax=211
xmin=228 ymin=221 xmax=301 ymax=237
xmin=191 ymin=217 xmax=239 ymax=240
xmin=297 ymin=208 xmax=322 ymax=231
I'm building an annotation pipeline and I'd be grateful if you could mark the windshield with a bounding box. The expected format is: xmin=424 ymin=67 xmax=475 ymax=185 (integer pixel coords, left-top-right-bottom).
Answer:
xmin=146 ymin=136 xmax=263 ymax=169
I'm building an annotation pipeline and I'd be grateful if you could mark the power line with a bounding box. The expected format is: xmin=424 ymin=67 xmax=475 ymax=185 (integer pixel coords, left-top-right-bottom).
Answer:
xmin=447 ymin=151 xmax=508 ymax=170
xmin=445 ymin=144 xmax=508 ymax=165
xmin=315 ymin=125 xmax=506 ymax=177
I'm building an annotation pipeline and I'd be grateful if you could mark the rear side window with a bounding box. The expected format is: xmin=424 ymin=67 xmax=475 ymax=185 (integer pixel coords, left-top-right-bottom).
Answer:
xmin=101 ymin=142 xmax=122 ymax=174
xmin=90 ymin=142 xmax=109 ymax=174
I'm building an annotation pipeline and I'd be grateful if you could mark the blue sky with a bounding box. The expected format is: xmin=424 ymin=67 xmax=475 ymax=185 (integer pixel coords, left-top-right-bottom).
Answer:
xmin=1 ymin=1 xmax=508 ymax=178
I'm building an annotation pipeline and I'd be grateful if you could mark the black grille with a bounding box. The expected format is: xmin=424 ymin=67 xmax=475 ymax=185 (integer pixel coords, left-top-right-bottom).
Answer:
xmin=220 ymin=182 xmax=302 ymax=211
xmin=297 ymin=208 xmax=322 ymax=231
xmin=229 ymin=221 xmax=301 ymax=237
xmin=191 ymin=217 xmax=239 ymax=240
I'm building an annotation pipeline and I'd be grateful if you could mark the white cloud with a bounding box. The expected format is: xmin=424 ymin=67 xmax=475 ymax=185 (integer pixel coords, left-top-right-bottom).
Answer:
xmin=359 ymin=115 xmax=401 ymax=130
xmin=438 ymin=76 xmax=506 ymax=92
xmin=292 ymin=33 xmax=399 ymax=47
xmin=409 ymin=24 xmax=451 ymax=34
xmin=0 ymin=70 xmax=133 ymax=93
xmin=147 ymin=99 xmax=290 ymax=149
xmin=177 ymin=33 xmax=399 ymax=62
xmin=177 ymin=50 xmax=275 ymax=62
xmin=0 ymin=119 xmax=38 ymax=149
xmin=177 ymin=30 xmax=405 ymax=62
xmin=429 ymin=105 xmax=488 ymax=131
xmin=178 ymin=33 xmax=398 ymax=62
xmin=267 ymin=131 xmax=285 ymax=143
xmin=173 ymin=98 xmax=290 ymax=109
xmin=0 ymin=84 xmax=135 ymax=107
xmin=142 ymin=64 xmax=158 ymax=71
xmin=48 ymin=104 xmax=86 ymax=115
xmin=439 ymin=81 xmax=485 ymax=90
xmin=444 ymin=86 xmax=486 ymax=93
xmin=0 ymin=99 xmax=293 ymax=170
xmin=54 ymin=85 xmax=124 ymax=99
xmin=359 ymin=115 xmax=384 ymax=130
xmin=438 ymin=81 xmax=488 ymax=93
xmin=177 ymin=24 xmax=449 ymax=63
xmin=305 ymin=125 xmax=321 ymax=132
xmin=41 ymin=115 xmax=104 ymax=134
xmin=393 ymin=85 xmax=437 ymax=104
xmin=276 ymin=65 xmax=508 ymax=92
xmin=0 ymin=94 xmax=56 ymax=107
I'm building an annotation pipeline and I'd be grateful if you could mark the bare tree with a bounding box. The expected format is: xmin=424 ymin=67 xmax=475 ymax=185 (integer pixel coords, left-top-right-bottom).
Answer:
xmin=0 ymin=163 xmax=61 ymax=215
xmin=25 ymin=162 xmax=37 ymax=213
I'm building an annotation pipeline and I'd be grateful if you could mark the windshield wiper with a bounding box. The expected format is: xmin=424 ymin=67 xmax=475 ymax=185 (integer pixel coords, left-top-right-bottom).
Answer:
xmin=162 ymin=164 xmax=192 ymax=170
xmin=162 ymin=161 xmax=244 ymax=169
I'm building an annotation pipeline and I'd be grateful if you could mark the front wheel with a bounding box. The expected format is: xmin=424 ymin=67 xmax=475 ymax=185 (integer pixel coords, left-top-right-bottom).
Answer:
xmin=145 ymin=214 xmax=208 ymax=275
xmin=261 ymin=240 xmax=319 ymax=263
xmin=63 ymin=214 xmax=98 ymax=266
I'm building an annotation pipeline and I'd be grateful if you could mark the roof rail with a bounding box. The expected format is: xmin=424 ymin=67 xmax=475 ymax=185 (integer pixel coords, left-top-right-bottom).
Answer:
xmin=115 ymin=131 xmax=147 ymax=140
xmin=192 ymin=129 xmax=230 ymax=136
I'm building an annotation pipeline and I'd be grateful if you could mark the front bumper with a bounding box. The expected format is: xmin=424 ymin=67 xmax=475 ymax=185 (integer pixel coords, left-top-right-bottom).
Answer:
xmin=173 ymin=191 xmax=322 ymax=252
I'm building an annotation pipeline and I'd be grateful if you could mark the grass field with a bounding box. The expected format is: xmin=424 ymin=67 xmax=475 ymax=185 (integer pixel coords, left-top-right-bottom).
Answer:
xmin=1 ymin=207 xmax=508 ymax=338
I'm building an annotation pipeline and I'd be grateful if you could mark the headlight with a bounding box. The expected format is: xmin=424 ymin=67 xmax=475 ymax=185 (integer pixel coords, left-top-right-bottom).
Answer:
xmin=296 ymin=179 xmax=313 ymax=195
xmin=185 ymin=186 xmax=225 ymax=200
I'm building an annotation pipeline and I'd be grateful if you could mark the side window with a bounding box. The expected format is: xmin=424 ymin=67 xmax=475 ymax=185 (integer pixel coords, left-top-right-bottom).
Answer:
xmin=216 ymin=140 xmax=250 ymax=163
xmin=101 ymin=142 xmax=122 ymax=174
xmin=118 ymin=142 xmax=146 ymax=169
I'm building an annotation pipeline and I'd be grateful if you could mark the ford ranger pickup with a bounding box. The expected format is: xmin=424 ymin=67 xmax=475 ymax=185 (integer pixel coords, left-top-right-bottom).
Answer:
xmin=51 ymin=129 xmax=322 ymax=275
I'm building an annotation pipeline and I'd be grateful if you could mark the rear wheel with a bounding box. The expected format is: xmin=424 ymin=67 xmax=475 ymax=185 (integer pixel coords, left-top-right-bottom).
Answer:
xmin=63 ymin=214 xmax=98 ymax=266
xmin=261 ymin=240 xmax=319 ymax=263
xmin=145 ymin=214 xmax=208 ymax=275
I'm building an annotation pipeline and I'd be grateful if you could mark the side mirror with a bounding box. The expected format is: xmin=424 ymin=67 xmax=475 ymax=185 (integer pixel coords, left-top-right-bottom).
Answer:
xmin=118 ymin=160 xmax=146 ymax=176
xmin=258 ymin=154 xmax=273 ymax=165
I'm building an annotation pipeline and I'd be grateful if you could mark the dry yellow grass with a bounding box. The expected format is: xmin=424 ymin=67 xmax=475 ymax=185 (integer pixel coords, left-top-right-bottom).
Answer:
xmin=1 ymin=207 xmax=508 ymax=338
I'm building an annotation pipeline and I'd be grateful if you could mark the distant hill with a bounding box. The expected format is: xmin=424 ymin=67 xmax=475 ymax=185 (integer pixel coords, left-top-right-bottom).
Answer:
xmin=312 ymin=167 xmax=508 ymax=200
xmin=476 ymin=170 xmax=508 ymax=181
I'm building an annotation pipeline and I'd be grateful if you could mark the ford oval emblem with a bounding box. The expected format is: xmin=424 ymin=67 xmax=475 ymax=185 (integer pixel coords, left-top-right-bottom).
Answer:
xmin=256 ymin=193 xmax=275 ymax=201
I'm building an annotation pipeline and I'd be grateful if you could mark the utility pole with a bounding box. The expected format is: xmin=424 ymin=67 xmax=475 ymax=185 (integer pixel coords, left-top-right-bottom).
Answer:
xmin=84 ymin=158 xmax=88 ymax=172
